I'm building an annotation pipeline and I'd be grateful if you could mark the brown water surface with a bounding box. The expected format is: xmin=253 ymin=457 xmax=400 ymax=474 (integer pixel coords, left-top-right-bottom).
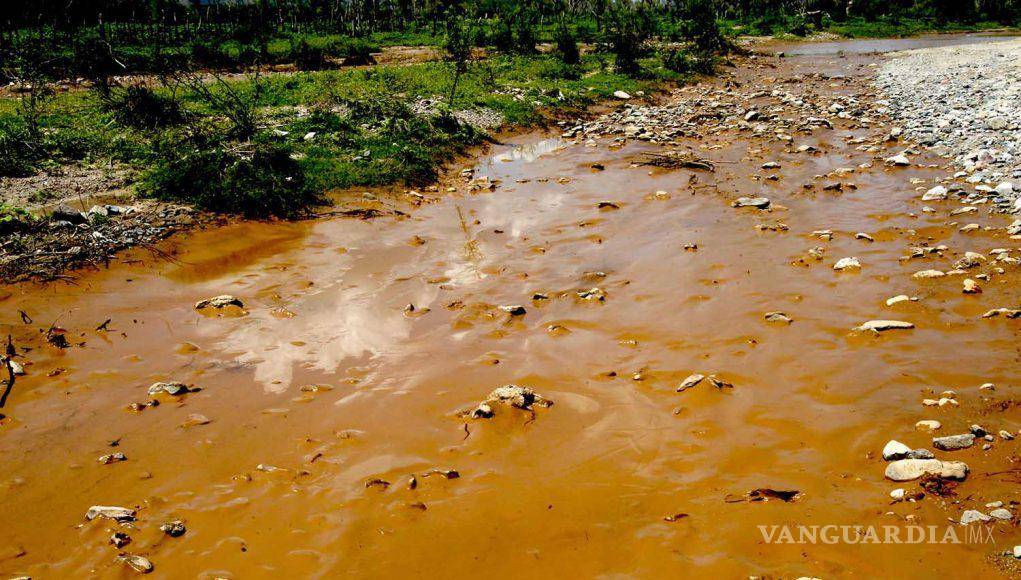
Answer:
xmin=2 ymin=39 xmax=1021 ymax=579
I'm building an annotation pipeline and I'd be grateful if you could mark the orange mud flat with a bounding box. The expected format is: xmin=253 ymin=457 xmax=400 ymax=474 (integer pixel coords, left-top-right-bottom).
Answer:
xmin=3 ymin=38 xmax=1021 ymax=578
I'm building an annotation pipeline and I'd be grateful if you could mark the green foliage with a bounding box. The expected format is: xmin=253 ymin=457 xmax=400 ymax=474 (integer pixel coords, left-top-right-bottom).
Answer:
xmin=0 ymin=204 xmax=33 ymax=236
xmin=104 ymin=86 xmax=187 ymax=130
xmin=662 ymin=49 xmax=715 ymax=75
xmin=604 ymin=0 xmax=655 ymax=76
xmin=330 ymin=38 xmax=379 ymax=65
xmin=291 ymin=39 xmax=330 ymax=70
xmin=680 ymin=0 xmax=731 ymax=52
xmin=555 ymin=22 xmax=582 ymax=65
xmin=139 ymin=137 xmax=323 ymax=218
xmin=0 ymin=119 xmax=40 ymax=177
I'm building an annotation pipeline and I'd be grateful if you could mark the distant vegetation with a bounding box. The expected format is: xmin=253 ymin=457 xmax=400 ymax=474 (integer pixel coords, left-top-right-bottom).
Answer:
xmin=0 ymin=0 xmax=1017 ymax=218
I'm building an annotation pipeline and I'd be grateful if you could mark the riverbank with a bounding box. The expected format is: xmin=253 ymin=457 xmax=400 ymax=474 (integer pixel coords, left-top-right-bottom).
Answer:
xmin=875 ymin=38 xmax=1021 ymax=210
xmin=0 ymin=53 xmax=681 ymax=282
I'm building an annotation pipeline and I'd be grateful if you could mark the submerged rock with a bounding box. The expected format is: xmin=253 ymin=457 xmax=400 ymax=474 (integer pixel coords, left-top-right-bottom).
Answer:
xmin=881 ymin=440 xmax=931 ymax=461
xmin=833 ymin=257 xmax=861 ymax=270
xmin=159 ymin=521 xmax=187 ymax=537
xmin=959 ymin=510 xmax=991 ymax=525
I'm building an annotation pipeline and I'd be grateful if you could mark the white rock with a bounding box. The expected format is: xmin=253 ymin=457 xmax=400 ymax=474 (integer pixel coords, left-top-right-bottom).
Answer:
xmin=613 ymin=90 xmax=631 ymax=99
xmin=922 ymin=185 xmax=948 ymax=201
xmin=732 ymin=196 xmax=771 ymax=209
xmin=85 ymin=505 xmax=136 ymax=522
xmin=886 ymin=154 xmax=911 ymax=166
xmin=856 ymin=320 xmax=914 ymax=332
xmin=882 ymin=440 xmax=912 ymax=461
xmin=959 ymin=510 xmax=991 ymax=525
xmin=677 ymin=373 xmax=705 ymax=392
xmin=989 ymin=508 xmax=1013 ymax=521
xmin=833 ymin=257 xmax=861 ymax=270
xmin=885 ymin=459 xmax=968 ymax=481
xmin=915 ymin=420 xmax=941 ymax=431
xmin=886 ymin=295 xmax=911 ymax=306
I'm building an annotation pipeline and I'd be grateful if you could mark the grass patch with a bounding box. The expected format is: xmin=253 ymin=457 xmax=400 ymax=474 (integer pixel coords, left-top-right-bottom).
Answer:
xmin=0 ymin=53 xmax=677 ymax=216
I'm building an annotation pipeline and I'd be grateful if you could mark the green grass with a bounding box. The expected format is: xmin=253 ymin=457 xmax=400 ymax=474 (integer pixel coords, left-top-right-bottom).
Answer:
xmin=826 ymin=17 xmax=1009 ymax=38
xmin=723 ymin=14 xmax=1016 ymax=39
xmin=0 ymin=53 xmax=681 ymax=214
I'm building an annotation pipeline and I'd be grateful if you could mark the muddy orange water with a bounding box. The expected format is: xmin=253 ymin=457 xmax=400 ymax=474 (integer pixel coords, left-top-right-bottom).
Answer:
xmin=4 ymin=39 xmax=1021 ymax=579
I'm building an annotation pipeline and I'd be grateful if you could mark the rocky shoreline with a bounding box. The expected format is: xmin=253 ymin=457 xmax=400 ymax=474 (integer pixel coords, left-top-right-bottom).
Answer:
xmin=874 ymin=38 xmax=1021 ymax=209
xmin=0 ymin=201 xmax=206 ymax=283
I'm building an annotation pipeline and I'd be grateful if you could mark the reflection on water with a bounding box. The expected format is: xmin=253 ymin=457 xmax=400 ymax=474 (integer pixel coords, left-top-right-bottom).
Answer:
xmin=490 ymin=137 xmax=566 ymax=164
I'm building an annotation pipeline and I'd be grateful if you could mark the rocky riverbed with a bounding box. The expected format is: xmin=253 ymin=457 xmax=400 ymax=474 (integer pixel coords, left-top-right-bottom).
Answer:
xmin=875 ymin=38 xmax=1021 ymax=208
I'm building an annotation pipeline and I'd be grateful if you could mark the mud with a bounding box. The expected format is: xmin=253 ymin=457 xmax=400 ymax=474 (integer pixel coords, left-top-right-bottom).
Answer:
xmin=3 ymin=37 xmax=1021 ymax=578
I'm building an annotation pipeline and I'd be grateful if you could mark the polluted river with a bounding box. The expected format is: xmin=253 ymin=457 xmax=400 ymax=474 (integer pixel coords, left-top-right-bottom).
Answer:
xmin=3 ymin=36 xmax=1021 ymax=578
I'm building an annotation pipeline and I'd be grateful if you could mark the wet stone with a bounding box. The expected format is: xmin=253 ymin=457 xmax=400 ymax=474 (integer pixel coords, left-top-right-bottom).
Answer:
xmin=732 ymin=197 xmax=771 ymax=209
xmin=884 ymin=459 xmax=969 ymax=482
xmin=677 ymin=374 xmax=705 ymax=392
xmin=933 ymin=434 xmax=975 ymax=451
xmin=989 ymin=509 xmax=1013 ymax=521
xmin=118 ymin=554 xmax=154 ymax=574
xmin=160 ymin=521 xmax=186 ymax=537
xmin=466 ymin=385 xmax=552 ymax=418
xmin=147 ymin=382 xmax=193 ymax=397
xmin=855 ymin=320 xmax=914 ymax=332
xmin=194 ymin=295 xmax=244 ymax=310
xmin=959 ymin=510 xmax=991 ymax=525
xmin=85 ymin=505 xmax=136 ymax=522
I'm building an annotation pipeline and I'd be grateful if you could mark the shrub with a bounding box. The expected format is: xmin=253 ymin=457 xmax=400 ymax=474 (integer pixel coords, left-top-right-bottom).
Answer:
xmin=139 ymin=138 xmax=323 ymax=218
xmin=72 ymin=37 xmax=121 ymax=83
xmin=104 ymin=86 xmax=187 ymax=130
xmin=605 ymin=1 xmax=654 ymax=76
xmin=513 ymin=16 xmax=539 ymax=54
xmin=190 ymin=40 xmax=254 ymax=69
xmin=663 ymin=48 xmax=716 ymax=75
xmin=0 ymin=204 xmax=33 ymax=236
xmin=333 ymin=38 xmax=378 ymax=65
xmin=291 ymin=39 xmax=329 ymax=70
xmin=0 ymin=120 xmax=40 ymax=177
xmin=555 ymin=23 xmax=581 ymax=65
xmin=681 ymin=0 xmax=731 ymax=53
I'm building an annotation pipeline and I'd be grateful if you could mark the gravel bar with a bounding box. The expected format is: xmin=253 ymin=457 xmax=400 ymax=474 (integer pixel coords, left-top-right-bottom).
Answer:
xmin=874 ymin=39 xmax=1021 ymax=209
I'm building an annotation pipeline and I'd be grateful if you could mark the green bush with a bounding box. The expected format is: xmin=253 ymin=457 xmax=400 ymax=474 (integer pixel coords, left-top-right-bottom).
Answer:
xmin=0 ymin=204 xmax=33 ymax=236
xmin=105 ymin=86 xmax=187 ymax=130
xmin=663 ymin=48 xmax=716 ymax=75
xmin=605 ymin=1 xmax=654 ymax=76
xmin=291 ymin=39 xmax=330 ymax=70
xmin=0 ymin=119 xmax=40 ymax=177
xmin=139 ymin=138 xmax=324 ymax=218
xmin=555 ymin=23 xmax=581 ymax=65
xmin=333 ymin=38 xmax=378 ymax=65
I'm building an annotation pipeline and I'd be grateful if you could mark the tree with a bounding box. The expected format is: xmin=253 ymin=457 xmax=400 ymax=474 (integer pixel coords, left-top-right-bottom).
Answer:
xmin=444 ymin=15 xmax=473 ymax=105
